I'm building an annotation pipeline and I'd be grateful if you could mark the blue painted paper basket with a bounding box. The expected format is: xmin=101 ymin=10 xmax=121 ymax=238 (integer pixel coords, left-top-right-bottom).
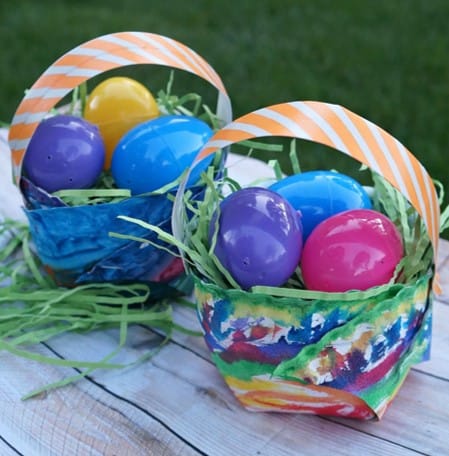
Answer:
xmin=8 ymin=32 xmax=232 ymax=293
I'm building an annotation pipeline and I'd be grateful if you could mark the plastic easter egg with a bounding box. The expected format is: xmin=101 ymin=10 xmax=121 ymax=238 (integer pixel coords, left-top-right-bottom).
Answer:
xmin=23 ymin=114 xmax=105 ymax=193
xmin=209 ymin=187 xmax=303 ymax=289
xmin=83 ymin=77 xmax=160 ymax=168
xmin=269 ymin=171 xmax=372 ymax=239
xmin=301 ymin=209 xmax=404 ymax=292
xmin=111 ymin=115 xmax=214 ymax=195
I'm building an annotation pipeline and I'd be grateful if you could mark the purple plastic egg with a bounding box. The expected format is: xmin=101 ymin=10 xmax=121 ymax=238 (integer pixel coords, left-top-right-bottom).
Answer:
xmin=209 ymin=187 xmax=303 ymax=289
xmin=301 ymin=209 xmax=404 ymax=292
xmin=23 ymin=114 xmax=105 ymax=193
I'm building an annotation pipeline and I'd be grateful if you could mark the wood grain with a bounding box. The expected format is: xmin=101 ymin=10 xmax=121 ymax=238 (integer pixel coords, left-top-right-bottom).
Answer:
xmin=0 ymin=436 xmax=21 ymax=456
xmin=437 ymin=238 xmax=449 ymax=304
xmin=21 ymin=330 xmax=436 ymax=456
xmin=0 ymin=345 xmax=202 ymax=455
xmin=15 ymin=297 xmax=449 ymax=454
xmin=0 ymin=241 xmax=447 ymax=455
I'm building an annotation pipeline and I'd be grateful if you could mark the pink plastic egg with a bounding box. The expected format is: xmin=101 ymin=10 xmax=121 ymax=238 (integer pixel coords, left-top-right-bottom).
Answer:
xmin=301 ymin=209 xmax=403 ymax=292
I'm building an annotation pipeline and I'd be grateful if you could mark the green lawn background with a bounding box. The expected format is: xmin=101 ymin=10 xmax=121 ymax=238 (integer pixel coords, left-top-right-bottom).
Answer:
xmin=1 ymin=1 xmax=448 ymax=228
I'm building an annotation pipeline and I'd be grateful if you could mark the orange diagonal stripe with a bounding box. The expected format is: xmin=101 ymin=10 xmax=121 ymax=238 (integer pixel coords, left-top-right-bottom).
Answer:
xmin=9 ymin=122 xmax=40 ymax=142
xmin=304 ymin=102 xmax=368 ymax=164
xmin=347 ymin=111 xmax=400 ymax=189
xmin=32 ymin=74 xmax=88 ymax=89
xmin=170 ymin=39 xmax=227 ymax=93
xmin=246 ymin=111 xmax=299 ymax=136
xmin=381 ymin=132 xmax=424 ymax=219
xmin=270 ymin=103 xmax=337 ymax=146
xmin=144 ymin=34 xmax=213 ymax=83
xmin=54 ymin=54 xmax=114 ymax=71
xmin=108 ymin=32 xmax=186 ymax=69
xmin=14 ymin=97 xmax=65 ymax=117
xmin=11 ymin=149 xmax=26 ymax=167
xmin=81 ymin=37 xmax=126 ymax=54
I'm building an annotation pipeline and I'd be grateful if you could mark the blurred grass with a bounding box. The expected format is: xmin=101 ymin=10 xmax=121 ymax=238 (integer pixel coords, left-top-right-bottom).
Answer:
xmin=1 ymin=0 xmax=448 ymax=234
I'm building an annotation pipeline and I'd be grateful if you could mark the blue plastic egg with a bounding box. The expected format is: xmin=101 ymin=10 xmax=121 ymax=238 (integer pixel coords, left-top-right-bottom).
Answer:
xmin=111 ymin=115 xmax=214 ymax=195
xmin=269 ymin=170 xmax=372 ymax=239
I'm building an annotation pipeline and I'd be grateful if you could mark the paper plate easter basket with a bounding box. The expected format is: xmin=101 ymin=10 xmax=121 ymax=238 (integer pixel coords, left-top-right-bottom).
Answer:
xmin=7 ymin=32 xmax=232 ymax=294
xmin=168 ymin=101 xmax=441 ymax=420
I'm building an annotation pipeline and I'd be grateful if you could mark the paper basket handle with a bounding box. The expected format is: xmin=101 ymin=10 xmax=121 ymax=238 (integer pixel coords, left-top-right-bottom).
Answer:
xmin=173 ymin=101 xmax=440 ymax=292
xmin=8 ymin=31 xmax=232 ymax=183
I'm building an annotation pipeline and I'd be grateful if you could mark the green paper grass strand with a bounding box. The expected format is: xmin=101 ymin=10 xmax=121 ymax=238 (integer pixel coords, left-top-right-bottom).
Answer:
xmin=116 ymin=139 xmax=444 ymax=302
xmin=268 ymin=160 xmax=284 ymax=181
xmin=0 ymin=218 xmax=197 ymax=399
xmin=0 ymin=77 xmax=231 ymax=397
xmin=289 ymin=140 xmax=301 ymax=174
xmin=22 ymin=323 xmax=173 ymax=401
xmin=53 ymin=188 xmax=132 ymax=206
xmin=53 ymin=73 xmax=222 ymax=207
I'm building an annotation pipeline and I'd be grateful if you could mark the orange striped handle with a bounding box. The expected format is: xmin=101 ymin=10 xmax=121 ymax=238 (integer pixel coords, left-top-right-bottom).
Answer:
xmin=176 ymin=101 xmax=440 ymax=292
xmin=8 ymin=31 xmax=232 ymax=182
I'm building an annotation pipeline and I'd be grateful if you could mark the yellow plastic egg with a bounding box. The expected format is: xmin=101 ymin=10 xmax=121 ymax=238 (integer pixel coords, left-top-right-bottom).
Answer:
xmin=83 ymin=76 xmax=160 ymax=169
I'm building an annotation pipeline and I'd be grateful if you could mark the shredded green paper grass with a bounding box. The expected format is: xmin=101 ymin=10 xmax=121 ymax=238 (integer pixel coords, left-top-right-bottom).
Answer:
xmin=52 ymin=71 xmax=225 ymax=207
xmin=0 ymin=218 xmax=200 ymax=399
xmin=0 ymin=74 xmax=225 ymax=399
xmin=3 ymin=73 xmax=449 ymax=401
xmin=0 ymin=71 xmax=239 ymax=399
xmin=119 ymin=139 xmax=449 ymax=302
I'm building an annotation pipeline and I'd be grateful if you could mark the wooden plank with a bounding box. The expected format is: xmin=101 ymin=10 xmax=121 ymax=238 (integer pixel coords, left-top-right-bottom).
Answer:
xmin=437 ymin=238 xmax=449 ymax=264
xmin=172 ymin=288 xmax=449 ymax=454
xmin=329 ymin=370 xmax=449 ymax=455
xmin=0 ymin=436 xmax=21 ymax=456
xmin=0 ymin=304 xmax=446 ymax=455
xmin=414 ymin=297 xmax=449 ymax=379
xmin=1 ymin=264 xmax=447 ymax=456
xmin=0 ymin=347 xmax=201 ymax=456
xmin=43 ymin=322 xmax=449 ymax=456
xmin=437 ymin=239 xmax=449 ymax=304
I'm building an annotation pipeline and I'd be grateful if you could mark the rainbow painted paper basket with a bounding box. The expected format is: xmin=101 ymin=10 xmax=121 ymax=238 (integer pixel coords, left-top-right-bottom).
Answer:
xmin=8 ymin=32 xmax=232 ymax=292
xmin=172 ymin=101 xmax=440 ymax=420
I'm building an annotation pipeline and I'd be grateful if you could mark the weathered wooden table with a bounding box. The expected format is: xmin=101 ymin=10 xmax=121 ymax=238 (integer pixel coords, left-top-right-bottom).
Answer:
xmin=1 ymin=129 xmax=449 ymax=455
